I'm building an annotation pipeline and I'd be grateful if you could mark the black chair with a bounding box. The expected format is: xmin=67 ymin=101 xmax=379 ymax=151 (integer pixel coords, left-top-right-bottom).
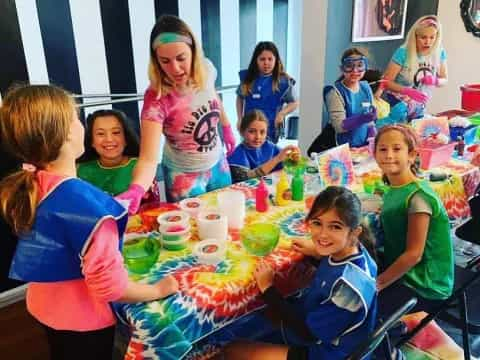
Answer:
xmin=347 ymin=297 xmax=418 ymax=360
xmin=396 ymin=258 xmax=480 ymax=360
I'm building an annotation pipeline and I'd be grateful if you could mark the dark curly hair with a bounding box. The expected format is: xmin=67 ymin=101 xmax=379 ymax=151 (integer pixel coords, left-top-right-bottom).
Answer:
xmin=78 ymin=109 xmax=139 ymax=162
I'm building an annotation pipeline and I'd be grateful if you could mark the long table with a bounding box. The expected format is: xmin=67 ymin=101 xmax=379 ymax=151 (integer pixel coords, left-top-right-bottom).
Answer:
xmin=115 ymin=178 xmax=320 ymax=360
xmin=115 ymin=149 xmax=479 ymax=359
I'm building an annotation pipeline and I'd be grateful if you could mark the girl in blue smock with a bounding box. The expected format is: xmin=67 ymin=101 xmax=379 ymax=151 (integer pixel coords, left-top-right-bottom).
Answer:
xmin=228 ymin=110 xmax=299 ymax=183
xmin=324 ymin=48 xmax=377 ymax=148
xmin=236 ymin=41 xmax=298 ymax=144
xmin=224 ymin=186 xmax=378 ymax=360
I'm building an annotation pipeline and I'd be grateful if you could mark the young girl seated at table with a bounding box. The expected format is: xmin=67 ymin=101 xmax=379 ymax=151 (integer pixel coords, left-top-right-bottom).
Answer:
xmin=324 ymin=48 xmax=377 ymax=148
xmin=227 ymin=110 xmax=299 ymax=183
xmin=77 ymin=109 xmax=140 ymax=196
xmin=224 ymin=186 xmax=377 ymax=360
xmin=0 ymin=85 xmax=178 ymax=359
xmin=373 ymin=124 xmax=454 ymax=318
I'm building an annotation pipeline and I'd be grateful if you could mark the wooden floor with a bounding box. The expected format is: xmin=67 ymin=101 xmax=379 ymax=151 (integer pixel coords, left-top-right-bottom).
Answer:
xmin=0 ymin=301 xmax=49 ymax=359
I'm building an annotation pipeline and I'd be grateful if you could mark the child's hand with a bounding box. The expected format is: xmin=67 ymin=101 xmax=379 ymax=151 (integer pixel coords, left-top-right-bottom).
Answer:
xmin=154 ymin=275 xmax=179 ymax=298
xmin=292 ymin=238 xmax=317 ymax=258
xmin=274 ymin=112 xmax=285 ymax=128
xmin=254 ymin=260 xmax=274 ymax=293
xmin=279 ymin=145 xmax=300 ymax=162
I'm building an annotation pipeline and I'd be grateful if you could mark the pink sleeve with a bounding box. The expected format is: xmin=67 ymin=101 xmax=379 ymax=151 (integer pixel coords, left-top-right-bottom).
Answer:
xmin=141 ymin=87 xmax=166 ymax=125
xmin=82 ymin=218 xmax=129 ymax=302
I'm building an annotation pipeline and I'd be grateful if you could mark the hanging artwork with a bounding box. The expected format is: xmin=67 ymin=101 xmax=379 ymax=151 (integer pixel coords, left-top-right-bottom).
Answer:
xmin=352 ymin=0 xmax=408 ymax=42
xmin=315 ymin=144 xmax=361 ymax=190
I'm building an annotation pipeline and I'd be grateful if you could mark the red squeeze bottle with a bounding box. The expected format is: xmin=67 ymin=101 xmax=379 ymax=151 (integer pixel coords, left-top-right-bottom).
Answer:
xmin=256 ymin=178 xmax=269 ymax=212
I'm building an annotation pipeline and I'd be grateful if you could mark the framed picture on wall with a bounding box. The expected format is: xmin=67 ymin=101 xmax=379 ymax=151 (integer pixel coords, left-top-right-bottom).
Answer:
xmin=352 ymin=0 xmax=408 ymax=42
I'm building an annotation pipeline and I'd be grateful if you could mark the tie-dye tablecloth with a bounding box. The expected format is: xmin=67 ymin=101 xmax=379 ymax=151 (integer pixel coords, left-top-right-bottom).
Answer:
xmin=115 ymin=178 xmax=323 ymax=359
xmin=351 ymin=146 xmax=480 ymax=221
xmin=115 ymin=158 xmax=477 ymax=359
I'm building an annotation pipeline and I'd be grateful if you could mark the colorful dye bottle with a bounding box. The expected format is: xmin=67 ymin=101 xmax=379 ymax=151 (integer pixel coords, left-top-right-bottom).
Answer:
xmin=291 ymin=171 xmax=304 ymax=201
xmin=276 ymin=171 xmax=290 ymax=206
xmin=256 ymin=178 xmax=269 ymax=212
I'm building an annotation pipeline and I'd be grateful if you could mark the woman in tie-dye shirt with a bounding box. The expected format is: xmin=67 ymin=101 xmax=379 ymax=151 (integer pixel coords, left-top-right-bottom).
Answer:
xmin=117 ymin=15 xmax=236 ymax=210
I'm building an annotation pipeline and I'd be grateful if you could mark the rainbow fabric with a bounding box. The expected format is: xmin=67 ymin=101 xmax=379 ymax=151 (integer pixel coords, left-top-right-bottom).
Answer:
xmin=116 ymin=178 xmax=320 ymax=359
xmin=115 ymin=148 xmax=479 ymax=358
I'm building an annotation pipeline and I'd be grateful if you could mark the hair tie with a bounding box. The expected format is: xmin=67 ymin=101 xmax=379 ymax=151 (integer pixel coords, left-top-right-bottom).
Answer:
xmin=152 ymin=32 xmax=192 ymax=50
xmin=22 ymin=163 xmax=37 ymax=172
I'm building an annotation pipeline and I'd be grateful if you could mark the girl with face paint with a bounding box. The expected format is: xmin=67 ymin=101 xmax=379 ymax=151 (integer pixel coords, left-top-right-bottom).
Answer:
xmin=324 ymin=48 xmax=377 ymax=148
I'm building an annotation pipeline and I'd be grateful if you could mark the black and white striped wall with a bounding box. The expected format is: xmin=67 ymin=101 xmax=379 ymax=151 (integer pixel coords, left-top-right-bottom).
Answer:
xmin=0 ymin=0 xmax=301 ymax=133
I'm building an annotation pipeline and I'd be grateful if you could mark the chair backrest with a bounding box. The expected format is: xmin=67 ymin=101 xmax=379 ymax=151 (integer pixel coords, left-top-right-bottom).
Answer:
xmin=347 ymin=297 xmax=418 ymax=360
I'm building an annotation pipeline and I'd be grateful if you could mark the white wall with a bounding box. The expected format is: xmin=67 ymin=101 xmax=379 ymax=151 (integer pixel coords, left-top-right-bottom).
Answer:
xmin=297 ymin=0 xmax=328 ymax=153
xmin=427 ymin=0 xmax=480 ymax=113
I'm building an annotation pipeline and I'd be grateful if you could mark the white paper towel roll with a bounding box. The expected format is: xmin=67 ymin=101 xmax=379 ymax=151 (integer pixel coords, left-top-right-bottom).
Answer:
xmin=197 ymin=211 xmax=228 ymax=241
xmin=193 ymin=239 xmax=227 ymax=265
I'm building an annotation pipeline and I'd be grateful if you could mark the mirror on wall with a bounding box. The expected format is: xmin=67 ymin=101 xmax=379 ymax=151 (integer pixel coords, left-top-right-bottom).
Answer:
xmin=461 ymin=0 xmax=480 ymax=37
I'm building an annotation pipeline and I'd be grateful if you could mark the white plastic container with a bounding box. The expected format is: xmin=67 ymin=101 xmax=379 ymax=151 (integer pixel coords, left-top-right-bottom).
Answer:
xmin=217 ymin=190 xmax=246 ymax=229
xmin=157 ymin=210 xmax=190 ymax=232
xmin=193 ymin=239 xmax=227 ymax=265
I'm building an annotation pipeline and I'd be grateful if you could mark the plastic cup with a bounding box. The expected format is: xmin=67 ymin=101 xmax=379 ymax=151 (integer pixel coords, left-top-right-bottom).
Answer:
xmin=217 ymin=191 xmax=246 ymax=229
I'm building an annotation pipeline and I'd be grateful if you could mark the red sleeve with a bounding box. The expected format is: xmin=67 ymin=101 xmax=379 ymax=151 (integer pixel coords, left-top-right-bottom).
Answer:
xmin=140 ymin=87 xmax=167 ymax=125
xmin=82 ymin=218 xmax=129 ymax=302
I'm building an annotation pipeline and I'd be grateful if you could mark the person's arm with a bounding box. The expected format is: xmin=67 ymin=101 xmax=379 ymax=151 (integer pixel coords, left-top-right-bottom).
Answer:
xmin=375 ymin=61 xmax=403 ymax=98
xmin=131 ymin=120 xmax=163 ymax=191
xmin=325 ymin=89 xmax=376 ymax=133
xmin=377 ymin=212 xmax=430 ymax=291
xmin=236 ymin=95 xmax=244 ymax=131
xmin=420 ymin=61 xmax=448 ymax=87
xmin=83 ymin=218 xmax=178 ymax=303
xmin=325 ymin=88 xmax=347 ymax=133
xmin=255 ymin=261 xmax=315 ymax=341
xmin=217 ymin=92 xmax=236 ymax=156
xmin=229 ymin=145 xmax=299 ymax=182
xmin=292 ymin=238 xmax=321 ymax=259
xmin=116 ymin=88 xmax=166 ymax=214
xmin=437 ymin=61 xmax=448 ymax=86
xmin=258 ymin=145 xmax=299 ymax=175
xmin=275 ymin=101 xmax=299 ymax=128
xmin=378 ymin=61 xmax=429 ymax=103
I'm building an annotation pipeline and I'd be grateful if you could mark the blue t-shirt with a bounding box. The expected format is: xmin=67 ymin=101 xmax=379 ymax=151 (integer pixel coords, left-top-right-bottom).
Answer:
xmin=391 ymin=46 xmax=447 ymax=90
